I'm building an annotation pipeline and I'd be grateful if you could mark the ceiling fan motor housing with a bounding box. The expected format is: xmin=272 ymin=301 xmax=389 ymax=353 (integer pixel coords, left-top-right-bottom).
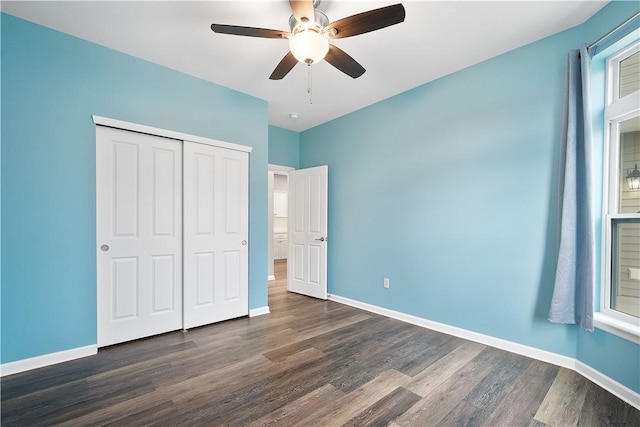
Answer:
xmin=288 ymin=10 xmax=329 ymax=32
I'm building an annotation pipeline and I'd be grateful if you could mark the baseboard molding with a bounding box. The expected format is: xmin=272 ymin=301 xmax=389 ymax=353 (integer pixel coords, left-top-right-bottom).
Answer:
xmin=268 ymin=275 xmax=276 ymax=281
xmin=249 ymin=306 xmax=270 ymax=317
xmin=575 ymin=361 xmax=640 ymax=410
xmin=1 ymin=345 xmax=97 ymax=377
xmin=4 ymin=298 xmax=637 ymax=411
xmin=328 ymin=293 xmax=640 ymax=410
xmin=3 ymin=307 xmax=272 ymax=376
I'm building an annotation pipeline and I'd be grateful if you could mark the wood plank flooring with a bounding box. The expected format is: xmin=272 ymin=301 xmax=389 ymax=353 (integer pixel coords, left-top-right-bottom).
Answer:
xmin=2 ymin=261 xmax=639 ymax=426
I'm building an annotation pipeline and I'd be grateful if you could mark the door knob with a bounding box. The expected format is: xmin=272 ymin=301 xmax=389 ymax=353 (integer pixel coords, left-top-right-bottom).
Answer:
xmin=315 ymin=237 xmax=326 ymax=242
xmin=242 ymin=240 xmax=247 ymax=245
xmin=100 ymin=244 xmax=109 ymax=252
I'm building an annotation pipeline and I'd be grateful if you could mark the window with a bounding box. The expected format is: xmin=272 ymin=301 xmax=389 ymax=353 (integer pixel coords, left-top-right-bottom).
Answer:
xmin=598 ymin=41 xmax=640 ymax=343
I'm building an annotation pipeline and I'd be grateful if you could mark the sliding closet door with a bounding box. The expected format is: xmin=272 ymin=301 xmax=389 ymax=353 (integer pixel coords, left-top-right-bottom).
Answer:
xmin=183 ymin=141 xmax=249 ymax=329
xmin=96 ymin=126 xmax=183 ymax=347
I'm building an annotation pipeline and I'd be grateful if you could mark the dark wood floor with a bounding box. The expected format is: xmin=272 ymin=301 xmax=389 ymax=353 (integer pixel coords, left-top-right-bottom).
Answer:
xmin=2 ymin=261 xmax=639 ymax=426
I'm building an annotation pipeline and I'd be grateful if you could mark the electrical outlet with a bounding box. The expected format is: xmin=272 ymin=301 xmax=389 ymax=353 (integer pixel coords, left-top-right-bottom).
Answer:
xmin=383 ymin=278 xmax=390 ymax=288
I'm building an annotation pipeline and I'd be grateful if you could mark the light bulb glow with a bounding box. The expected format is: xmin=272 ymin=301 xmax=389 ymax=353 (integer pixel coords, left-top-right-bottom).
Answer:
xmin=289 ymin=30 xmax=329 ymax=65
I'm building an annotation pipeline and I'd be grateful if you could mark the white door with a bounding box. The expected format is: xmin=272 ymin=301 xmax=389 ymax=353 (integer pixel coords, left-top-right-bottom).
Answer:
xmin=97 ymin=126 xmax=183 ymax=347
xmin=183 ymin=141 xmax=249 ymax=329
xmin=288 ymin=166 xmax=328 ymax=299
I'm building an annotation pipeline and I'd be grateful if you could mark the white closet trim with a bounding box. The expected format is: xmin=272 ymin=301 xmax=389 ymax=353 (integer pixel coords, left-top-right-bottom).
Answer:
xmin=92 ymin=115 xmax=252 ymax=153
xmin=268 ymin=164 xmax=295 ymax=172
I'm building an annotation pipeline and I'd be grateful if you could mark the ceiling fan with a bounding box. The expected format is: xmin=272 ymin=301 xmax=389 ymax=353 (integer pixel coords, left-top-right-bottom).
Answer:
xmin=211 ymin=0 xmax=405 ymax=80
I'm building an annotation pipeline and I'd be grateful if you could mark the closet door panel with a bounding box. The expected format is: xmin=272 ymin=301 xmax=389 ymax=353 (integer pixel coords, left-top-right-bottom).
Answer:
xmin=151 ymin=254 xmax=176 ymax=313
xmin=223 ymin=157 xmax=242 ymax=234
xmin=195 ymin=252 xmax=216 ymax=306
xmin=152 ymin=148 xmax=178 ymax=236
xmin=184 ymin=141 xmax=248 ymax=329
xmin=223 ymin=250 xmax=241 ymax=301
xmin=97 ymin=126 xmax=183 ymax=347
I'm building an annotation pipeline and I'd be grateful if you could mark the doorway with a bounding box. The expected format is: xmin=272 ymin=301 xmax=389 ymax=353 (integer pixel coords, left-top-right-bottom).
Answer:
xmin=267 ymin=164 xmax=329 ymax=301
xmin=268 ymin=165 xmax=293 ymax=283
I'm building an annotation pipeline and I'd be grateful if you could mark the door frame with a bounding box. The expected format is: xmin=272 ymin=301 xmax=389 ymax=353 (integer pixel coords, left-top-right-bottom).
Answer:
xmin=268 ymin=164 xmax=294 ymax=281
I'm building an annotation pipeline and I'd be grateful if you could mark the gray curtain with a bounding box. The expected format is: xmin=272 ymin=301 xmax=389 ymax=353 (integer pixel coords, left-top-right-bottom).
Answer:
xmin=548 ymin=45 xmax=595 ymax=331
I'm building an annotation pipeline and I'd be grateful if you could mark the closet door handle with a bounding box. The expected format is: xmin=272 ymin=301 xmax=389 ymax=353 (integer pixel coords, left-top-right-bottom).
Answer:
xmin=241 ymin=240 xmax=247 ymax=245
xmin=315 ymin=237 xmax=326 ymax=242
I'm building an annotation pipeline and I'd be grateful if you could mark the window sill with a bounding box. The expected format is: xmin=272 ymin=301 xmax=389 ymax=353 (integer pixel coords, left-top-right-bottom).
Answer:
xmin=593 ymin=312 xmax=640 ymax=344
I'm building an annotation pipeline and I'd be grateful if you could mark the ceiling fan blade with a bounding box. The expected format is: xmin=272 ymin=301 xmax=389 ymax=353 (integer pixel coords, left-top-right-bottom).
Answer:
xmin=289 ymin=0 xmax=315 ymax=25
xmin=325 ymin=45 xmax=366 ymax=79
xmin=270 ymin=51 xmax=298 ymax=80
xmin=324 ymin=4 xmax=405 ymax=39
xmin=211 ymin=24 xmax=289 ymax=39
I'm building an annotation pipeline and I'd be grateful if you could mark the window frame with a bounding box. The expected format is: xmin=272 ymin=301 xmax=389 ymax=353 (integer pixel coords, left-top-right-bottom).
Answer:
xmin=596 ymin=40 xmax=640 ymax=344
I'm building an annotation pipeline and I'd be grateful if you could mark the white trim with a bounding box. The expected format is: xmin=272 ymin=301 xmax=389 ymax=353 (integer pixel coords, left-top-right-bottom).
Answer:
xmin=608 ymin=213 xmax=640 ymax=220
xmin=1 ymin=345 xmax=97 ymax=377
xmin=267 ymin=164 xmax=293 ymax=284
xmin=249 ymin=306 xmax=270 ymax=317
xmin=594 ymin=312 xmax=640 ymax=344
xmin=327 ymin=293 xmax=640 ymax=410
xmin=268 ymin=164 xmax=295 ymax=172
xmin=4 ymin=302 xmax=639 ymax=410
xmin=576 ymin=361 xmax=640 ymax=411
xmin=606 ymin=41 xmax=640 ymax=106
xmin=328 ymin=294 xmax=574 ymax=369
xmin=92 ymin=115 xmax=252 ymax=153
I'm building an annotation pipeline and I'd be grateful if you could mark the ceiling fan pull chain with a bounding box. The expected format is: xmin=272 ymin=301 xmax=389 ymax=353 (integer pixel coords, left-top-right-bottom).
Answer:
xmin=307 ymin=64 xmax=313 ymax=104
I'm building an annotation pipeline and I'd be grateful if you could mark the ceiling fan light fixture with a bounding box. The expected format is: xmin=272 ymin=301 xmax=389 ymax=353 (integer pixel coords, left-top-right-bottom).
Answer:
xmin=289 ymin=29 xmax=329 ymax=64
xmin=212 ymin=3 xmax=405 ymax=80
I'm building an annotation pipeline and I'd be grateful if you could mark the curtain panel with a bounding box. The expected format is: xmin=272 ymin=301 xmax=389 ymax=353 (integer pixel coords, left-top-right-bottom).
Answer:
xmin=548 ymin=45 xmax=595 ymax=332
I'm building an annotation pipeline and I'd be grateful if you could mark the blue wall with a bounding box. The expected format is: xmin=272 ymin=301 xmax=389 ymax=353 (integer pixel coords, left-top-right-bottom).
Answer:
xmin=1 ymin=14 xmax=268 ymax=363
xmin=268 ymin=125 xmax=300 ymax=168
xmin=300 ymin=2 xmax=639 ymax=392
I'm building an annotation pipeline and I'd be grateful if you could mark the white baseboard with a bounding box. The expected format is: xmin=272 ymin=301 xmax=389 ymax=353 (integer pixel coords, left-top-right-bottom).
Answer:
xmin=575 ymin=361 xmax=640 ymax=410
xmin=2 ymin=307 xmax=272 ymax=376
xmin=249 ymin=306 xmax=270 ymax=317
xmin=328 ymin=293 xmax=640 ymax=410
xmin=268 ymin=275 xmax=276 ymax=281
xmin=4 ymin=297 xmax=638 ymax=411
xmin=1 ymin=345 xmax=97 ymax=377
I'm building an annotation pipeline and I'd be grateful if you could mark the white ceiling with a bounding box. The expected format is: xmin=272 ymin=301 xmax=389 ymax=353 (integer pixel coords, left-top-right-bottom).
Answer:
xmin=2 ymin=0 xmax=608 ymax=131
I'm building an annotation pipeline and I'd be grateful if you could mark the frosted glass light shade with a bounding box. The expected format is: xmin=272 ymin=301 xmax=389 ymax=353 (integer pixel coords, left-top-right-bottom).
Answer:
xmin=627 ymin=164 xmax=640 ymax=190
xmin=289 ymin=30 xmax=329 ymax=65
